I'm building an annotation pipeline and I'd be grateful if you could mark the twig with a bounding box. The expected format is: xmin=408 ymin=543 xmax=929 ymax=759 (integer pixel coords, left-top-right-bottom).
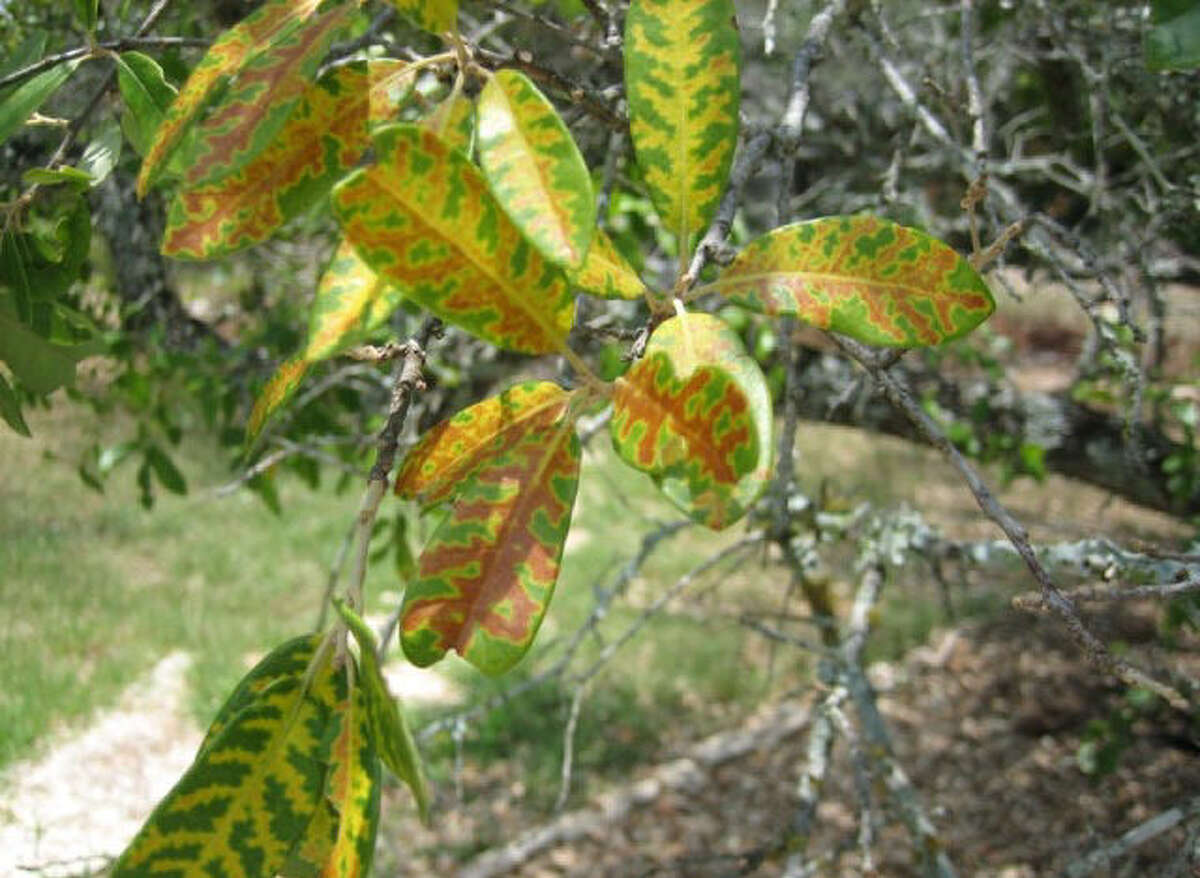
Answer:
xmin=553 ymin=682 xmax=589 ymax=813
xmin=1013 ymin=577 xmax=1200 ymax=610
xmin=1065 ymin=794 xmax=1200 ymax=878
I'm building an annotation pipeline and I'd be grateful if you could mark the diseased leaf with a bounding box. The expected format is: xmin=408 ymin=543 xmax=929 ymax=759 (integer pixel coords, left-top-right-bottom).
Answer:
xmin=701 ymin=216 xmax=996 ymax=347
xmin=388 ymin=0 xmax=457 ymax=35
xmin=571 ymin=229 xmax=647 ymax=300
xmin=395 ymin=381 xmax=571 ymax=505
xmin=610 ymin=348 xmax=757 ymax=530
xmin=423 ymin=88 xmax=474 ymax=155
xmin=111 ymin=634 xmax=344 ymax=877
xmin=304 ymin=237 xmax=406 ymax=362
xmin=246 ymin=356 xmax=310 ymax=447
xmin=477 ymin=70 xmax=594 ymax=270
xmin=334 ymin=600 xmax=429 ymax=823
xmin=163 ymin=61 xmax=415 ymax=259
xmin=281 ymin=679 xmax=381 ymax=878
xmin=624 ymin=0 xmax=740 ymax=252
xmin=0 ymin=59 xmax=81 ymax=147
xmin=333 ymin=124 xmax=575 ymax=355
xmin=181 ymin=2 xmax=354 ymax=188
xmin=401 ymin=419 xmax=581 ymax=675
xmin=116 ymin=51 xmax=178 ymax=157
xmin=644 ymin=313 xmax=771 ymax=525
xmin=137 ymin=0 xmax=327 ymax=195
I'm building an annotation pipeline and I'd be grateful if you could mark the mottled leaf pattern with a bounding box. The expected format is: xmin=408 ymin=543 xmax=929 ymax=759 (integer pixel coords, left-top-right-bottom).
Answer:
xmin=284 ymin=680 xmax=380 ymax=878
xmin=395 ymin=381 xmax=570 ymax=505
xmin=111 ymin=634 xmax=343 ymax=877
xmin=624 ymin=0 xmax=740 ymax=250
xmin=388 ymin=0 xmax=457 ymax=35
xmin=477 ymin=70 xmax=594 ymax=270
xmin=181 ymin=3 xmax=353 ymax=187
xmin=305 ymin=237 xmax=406 ymax=362
xmin=333 ymin=124 xmax=575 ymax=354
xmin=246 ymin=356 xmax=309 ymax=447
xmin=610 ymin=347 xmax=757 ymax=530
xmin=644 ymin=313 xmax=770 ymax=525
xmin=334 ymin=599 xmax=430 ymax=822
xmin=704 ymin=216 xmax=996 ymax=347
xmin=424 ymin=88 xmax=474 ymax=155
xmin=401 ymin=419 xmax=581 ymax=675
xmin=163 ymin=61 xmax=414 ymax=259
xmin=136 ymin=0 xmax=324 ymax=195
xmin=570 ymin=229 xmax=647 ymax=300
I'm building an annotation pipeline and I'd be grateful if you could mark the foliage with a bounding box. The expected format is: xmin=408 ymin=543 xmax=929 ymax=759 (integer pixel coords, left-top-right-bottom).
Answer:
xmin=2 ymin=0 xmax=1198 ymax=874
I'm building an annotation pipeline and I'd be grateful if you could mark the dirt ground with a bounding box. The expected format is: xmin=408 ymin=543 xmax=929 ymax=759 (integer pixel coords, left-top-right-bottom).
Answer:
xmin=384 ymin=609 xmax=1200 ymax=877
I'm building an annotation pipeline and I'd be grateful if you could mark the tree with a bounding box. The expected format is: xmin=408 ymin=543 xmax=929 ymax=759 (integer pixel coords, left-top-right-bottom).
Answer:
xmin=1 ymin=0 xmax=1198 ymax=874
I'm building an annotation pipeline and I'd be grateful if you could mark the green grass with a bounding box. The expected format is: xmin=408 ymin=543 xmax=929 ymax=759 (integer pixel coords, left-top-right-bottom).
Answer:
xmin=0 ymin=405 xmax=396 ymax=771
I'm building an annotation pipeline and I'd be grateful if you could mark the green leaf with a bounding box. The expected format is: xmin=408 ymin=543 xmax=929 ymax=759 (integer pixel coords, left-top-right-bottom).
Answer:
xmin=477 ymin=70 xmax=595 ymax=270
xmin=72 ymin=0 xmax=99 ymax=32
xmin=0 ymin=372 xmax=31 ymax=437
xmin=0 ymin=194 xmax=91 ymax=308
xmin=79 ymin=120 xmax=123 ymax=187
xmin=642 ymin=313 xmax=771 ymax=526
xmin=146 ymin=444 xmax=188 ymax=495
xmin=610 ymin=347 xmax=758 ymax=530
xmin=624 ymin=0 xmax=741 ymax=252
xmin=1146 ymin=4 xmax=1200 ymax=71
xmin=0 ymin=313 xmax=98 ymax=395
xmin=700 ymin=216 xmax=996 ymax=347
xmin=0 ymin=59 xmax=82 ymax=147
xmin=116 ymin=51 xmax=178 ymax=157
xmin=387 ymin=0 xmax=457 ymax=35
xmin=333 ymin=600 xmax=430 ymax=823
xmin=21 ymin=167 xmax=93 ymax=189
xmin=400 ymin=417 xmax=581 ymax=675
xmin=112 ymin=634 xmax=344 ymax=877
xmin=333 ymin=124 xmax=575 ymax=355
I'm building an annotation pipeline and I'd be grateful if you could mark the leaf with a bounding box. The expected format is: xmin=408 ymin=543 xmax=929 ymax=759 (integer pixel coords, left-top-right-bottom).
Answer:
xmin=146 ymin=444 xmax=188 ymax=495
xmin=0 ymin=59 xmax=81 ymax=147
xmin=136 ymin=0 xmax=327 ymax=195
xmin=388 ymin=0 xmax=457 ymax=35
xmin=395 ymin=381 xmax=571 ymax=506
xmin=0 ymin=372 xmax=31 ymax=437
xmin=643 ymin=313 xmax=770 ymax=525
xmin=79 ymin=120 xmax=123 ymax=187
xmin=424 ymin=88 xmax=474 ymax=155
xmin=72 ymin=0 xmax=98 ymax=32
xmin=400 ymin=419 xmax=581 ymax=675
xmin=116 ymin=51 xmax=179 ymax=157
xmin=111 ymin=634 xmax=345 ymax=877
xmin=21 ymin=167 xmax=93 ymax=189
xmin=477 ymin=70 xmax=595 ymax=270
xmin=163 ymin=60 xmax=415 ymax=259
xmin=624 ymin=0 xmax=740 ymax=251
xmin=610 ymin=348 xmax=757 ymax=530
xmin=333 ymin=124 xmax=575 ymax=355
xmin=304 ymin=237 xmax=406 ymax=362
xmin=0 ymin=313 xmax=98 ymax=395
xmin=570 ymin=228 xmax=648 ymax=300
xmin=281 ymin=679 xmax=381 ymax=878
xmin=246 ymin=357 xmax=310 ymax=447
xmin=701 ymin=216 xmax=996 ymax=347
xmin=180 ymin=2 xmax=354 ymax=188
xmin=0 ymin=192 xmax=91 ymax=312
xmin=334 ymin=600 xmax=430 ymax=823
xmin=1146 ymin=3 xmax=1200 ymax=71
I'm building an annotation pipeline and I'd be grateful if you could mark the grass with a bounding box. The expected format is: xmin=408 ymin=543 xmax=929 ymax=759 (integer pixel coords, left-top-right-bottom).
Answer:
xmin=3 ymin=393 xmax=1186 ymax=802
